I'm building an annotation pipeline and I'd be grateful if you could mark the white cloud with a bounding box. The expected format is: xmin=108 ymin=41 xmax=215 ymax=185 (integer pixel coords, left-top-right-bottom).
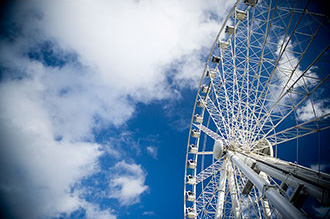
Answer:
xmin=297 ymin=100 xmax=330 ymax=121
xmin=37 ymin=0 xmax=234 ymax=91
xmin=142 ymin=211 xmax=155 ymax=216
xmin=274 ymin=38 xmax=319 ymax=91
xmin=109 ymin=161 xmax=148 ymax=206
xmin=0 ymin=80 xmax=105 ymax=218
xmin=0 ymin=0 xmax=235 ymax=218
xmin=84 ymin=202 xmax=116 ymax=219
xmin=0 ymin=0 xmax=236 ymax=139
xmin=146 ymin=146 xmax=158 ymax=159
xmin=268 ymin=35 xmax=330 ymax=122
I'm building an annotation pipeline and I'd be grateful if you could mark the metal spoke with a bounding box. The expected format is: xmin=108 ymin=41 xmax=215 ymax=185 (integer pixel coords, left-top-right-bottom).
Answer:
xmin=184 ymin=1 xmax=330 ymax=218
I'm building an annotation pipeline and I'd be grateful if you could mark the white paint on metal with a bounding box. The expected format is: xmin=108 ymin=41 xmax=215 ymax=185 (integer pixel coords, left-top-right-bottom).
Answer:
xmin=215 ymin=159 xmax=228 ymax=219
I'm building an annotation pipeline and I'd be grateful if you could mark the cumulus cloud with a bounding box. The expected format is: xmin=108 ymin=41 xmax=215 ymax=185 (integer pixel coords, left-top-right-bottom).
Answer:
xmin=109 ymin=161 xmax=148 ymax=206
xmin=84 ymin=202 xmax=116 ymax=219
xmin=41 ymin=0 xmax=236 ymax=90
xmin=0 ymin=80 xmax=103 ymax=218
xmin=271 ymin=38 xmax=315 ymax=107
xmin=0 ymin=0 xmax=236 ymax=138
xmin=269 ymin=35 xmax=330 ymax=121
xmin=0 ymin=0 xmax=235 ymax=218
xmin=297 ymin=99 xmax=330 ymax=121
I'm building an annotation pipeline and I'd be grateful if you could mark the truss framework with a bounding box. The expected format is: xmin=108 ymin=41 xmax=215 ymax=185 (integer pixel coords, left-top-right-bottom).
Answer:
xmin=184 ymin=0 xmax=330 ymax=218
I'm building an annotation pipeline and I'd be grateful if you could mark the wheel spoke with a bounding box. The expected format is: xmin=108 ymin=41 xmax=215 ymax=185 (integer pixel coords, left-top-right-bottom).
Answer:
xmin=185 ymin=1 xmax=330 ymax=218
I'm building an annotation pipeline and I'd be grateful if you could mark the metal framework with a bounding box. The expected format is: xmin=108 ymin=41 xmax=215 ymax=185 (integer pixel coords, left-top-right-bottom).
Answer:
xmin=184 ymin=0 xmax=330 ymax=218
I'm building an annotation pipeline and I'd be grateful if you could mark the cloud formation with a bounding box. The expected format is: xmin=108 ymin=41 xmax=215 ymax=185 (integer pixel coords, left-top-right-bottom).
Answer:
xmin=297 ymin=100 xmax=330 ymax=121
xmin=0 ymin=79 xmax=103 ymax=218
xmin=109 ymin=161 xmax=148 ymax=206
xmin=270 ymin=35 xmax=330 ymax=122
xmin=0 ymin=0 xmax=235 ymax=218
xmin=146 ymin=146 xmax=158 ymax=159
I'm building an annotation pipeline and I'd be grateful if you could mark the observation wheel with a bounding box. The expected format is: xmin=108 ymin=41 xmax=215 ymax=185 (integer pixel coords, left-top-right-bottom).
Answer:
xmin=184 ymin=0 xmax=330 ymax=218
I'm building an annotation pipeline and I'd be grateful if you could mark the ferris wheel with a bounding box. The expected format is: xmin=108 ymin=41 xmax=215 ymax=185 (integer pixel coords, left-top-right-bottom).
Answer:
xmin=184 ymin=0 xmax=330 ymax=218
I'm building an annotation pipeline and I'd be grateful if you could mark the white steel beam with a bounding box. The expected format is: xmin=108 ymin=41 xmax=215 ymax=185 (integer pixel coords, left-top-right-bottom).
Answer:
xmin=226 ymin=151 xmax=306 ymax=219
xmin=259 ymin=172 xmax=272 ymax=218
xmin=235 ymin=151 xmax=330 ymax=205
xmin=228 ymin=161 xmax=241 ymax=218
xmin=215 ymin=159 xmax=228 ymax=219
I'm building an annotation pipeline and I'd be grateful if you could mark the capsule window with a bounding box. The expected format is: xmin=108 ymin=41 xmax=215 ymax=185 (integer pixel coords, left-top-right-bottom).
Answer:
xmin=201 ymin=85 xmax=209 ymax=93
xmin=211 ymin=55 xmax=221 ymax=64
xmin=244 ymin=0 xmax=258 ymax=6
xmin=206 ymin=69 xmax=217 ymax=79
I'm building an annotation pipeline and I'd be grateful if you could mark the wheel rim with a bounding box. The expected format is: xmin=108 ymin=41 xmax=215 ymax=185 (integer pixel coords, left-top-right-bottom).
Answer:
xmin=184 ymin=0 xmax=330 ymax=218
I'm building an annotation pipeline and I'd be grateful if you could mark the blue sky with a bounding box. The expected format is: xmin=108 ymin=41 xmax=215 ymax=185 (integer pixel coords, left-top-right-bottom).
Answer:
xmin=0 ymin=1 xmax=330 ymax=218
xmin=0 ymin=1 xmax=236 ymax=218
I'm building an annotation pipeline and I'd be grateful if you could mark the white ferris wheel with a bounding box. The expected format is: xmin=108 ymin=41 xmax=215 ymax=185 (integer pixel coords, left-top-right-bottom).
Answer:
xmin=184 ymin=0 xmax=330 ymax=218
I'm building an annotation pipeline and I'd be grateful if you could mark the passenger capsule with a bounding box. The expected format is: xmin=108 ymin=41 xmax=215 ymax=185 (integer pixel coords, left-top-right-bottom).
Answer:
xmin=206 ymin=69 xmax=217 ymax=79
xmin=191 ymin=129 xmax=200 ymax=138
xmin=186 ymin=191 xmax=195 ymax=202
xmin=201 ymin=85 xmax=209 ymax=93
xmin=225 ymin=25 xmax=235 ymax=35
xmin=235 ymin=9 xmax=247 ymax=20
xmin=186 ymin=207 xmax=197 ymax=218
xmin=189 ymin=144 xmax=198 ymax=154
xmin=186 ymin=175 xmax=196 ymax=185
xmin=219 ymin=41 xmax=229 ymax=52
xmin=197 ymin=100 xmax=206 ymax=108
xmin=188 ymin=159 xmax=197 ymax=169
xmin=194 ymin=114 xmax=203 ymax=123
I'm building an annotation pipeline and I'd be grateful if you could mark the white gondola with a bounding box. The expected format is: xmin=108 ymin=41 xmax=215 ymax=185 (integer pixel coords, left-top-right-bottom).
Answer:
xmin=186 ymin=191 xmax=195 ymax=202
xmin=191 ymin=129 xmax=200 ymax=138
xmin=219 ymin=41 xmax=230 ymax=52
xmin=225 ymin=25 xmax=235 ymax=35
xmin=201 ymin=85 xmax=209 ymax=93
xmin=194 ymin=114 xmax=203 ymax=123
xmin=244 ymin=0 xmax=258 ymax=6
xmin=197 ymin=99 xmax=206 ymax=108
xmin=186 ymin=207 xmax=197 ymax=218
xmin=235 ymin=9 xmax=247 ymax=20
xmin=189 ymin=144 xmax=198 ymax=154
xmin=206 ymin=69 xmax=217 ymax=79
xmin=186 ymin=175 xmax=196 ymax=185
xmin=188 ymin=159 xmax=197 ymax=169
xmin=211 ymin=55 xmax=221 ymax=64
